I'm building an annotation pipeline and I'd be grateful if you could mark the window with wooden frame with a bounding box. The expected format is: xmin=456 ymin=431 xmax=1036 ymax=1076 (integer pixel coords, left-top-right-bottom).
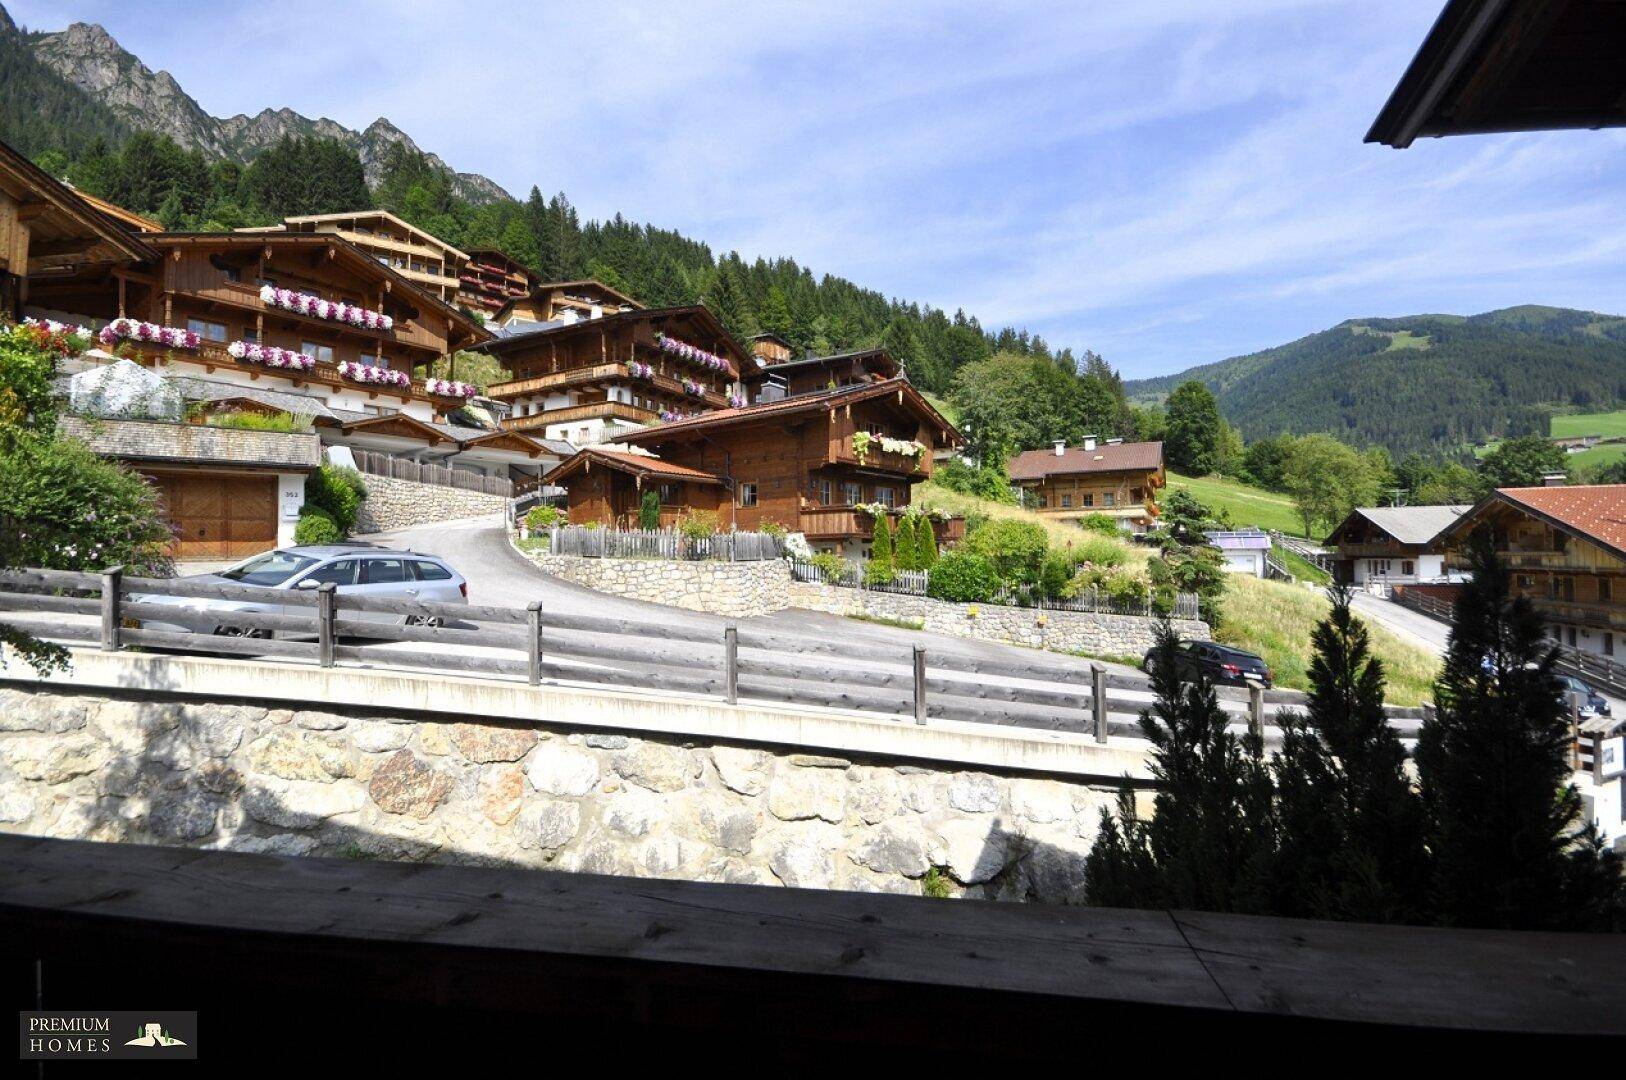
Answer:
xmin=841 ymin=481 xmax=862 ymax=506
xmin=737 ymin=482 xmax=758 ymax=508
xmin=814 ymin=477 xmax=832 ymax=505
xmin=187 ymin=318 xmax=228 ymax=342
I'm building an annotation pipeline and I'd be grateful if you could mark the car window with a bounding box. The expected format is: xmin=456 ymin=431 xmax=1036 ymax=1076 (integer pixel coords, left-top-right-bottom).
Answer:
xmin=410 ymin=560 xmax=452 ymax=581
xmin=361 ymin=558 xmax=409 ymax=585
xmin=219 ymin=551 xmax=318 ymax=586
xmin=302 ymin=559 xmax=357 ymax=586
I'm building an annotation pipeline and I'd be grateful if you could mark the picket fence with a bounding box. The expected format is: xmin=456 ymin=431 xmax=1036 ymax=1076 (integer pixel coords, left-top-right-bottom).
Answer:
xmin=548 ymin=525 xmax=784 ymax=562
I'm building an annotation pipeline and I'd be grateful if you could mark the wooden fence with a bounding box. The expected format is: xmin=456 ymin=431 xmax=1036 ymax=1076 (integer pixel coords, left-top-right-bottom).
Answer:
xmin=548 ymin=526 xmax=783 ymax=562
xmin=352 ymin=448 xmax=515 ymax=498
xmin=787 ymin=558 xmax=1201 ymax=619
xmin=0 ymin=566 xmax=1419 ymax=746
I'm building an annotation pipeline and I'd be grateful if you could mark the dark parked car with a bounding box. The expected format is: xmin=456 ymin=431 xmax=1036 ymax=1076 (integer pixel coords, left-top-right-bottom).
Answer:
xmin=1142 ymin=640 xmax=1273 ymax=688
xmin=1559 ymin=674 xmax=1612 ymax=719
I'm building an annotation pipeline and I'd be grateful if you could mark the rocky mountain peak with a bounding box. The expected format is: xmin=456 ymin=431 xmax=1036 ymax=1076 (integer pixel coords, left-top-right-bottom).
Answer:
xmin=17 ymin=7 xmax=512 ymax=204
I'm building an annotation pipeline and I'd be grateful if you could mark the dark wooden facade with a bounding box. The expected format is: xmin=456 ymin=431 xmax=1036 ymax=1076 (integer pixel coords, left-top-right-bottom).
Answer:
xmin=30 ymin=232 xmax=488 ymax=414
xmin=549 ymin=450 xmax=726 ymax=528
xmin=457 ymin=247 xmax=538 ymax=315
xmin=480 ymin=306 xmax=746 ymax=441
xmin=744 ymin=348 xmax=901 ymax=402
xmin=616 ymin=379 xmax=963 ymax=551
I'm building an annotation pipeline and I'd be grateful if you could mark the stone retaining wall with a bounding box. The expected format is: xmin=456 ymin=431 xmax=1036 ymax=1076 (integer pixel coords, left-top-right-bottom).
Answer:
xmin=355 ymin=474 xmax=510 ymax=533
xmin=786 ymin=582 xmax=1210 ymax=657
xmin=0 ymin=685 xmax=1125 ymax=902
xmin=519 ymin=548 xmax=789 ymax=619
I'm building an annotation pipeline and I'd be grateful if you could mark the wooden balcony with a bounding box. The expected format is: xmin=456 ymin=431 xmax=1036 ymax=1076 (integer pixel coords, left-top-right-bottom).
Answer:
xmin=1530 ymin=597 xmax=1626 ymax=631
xmin=799 ymin=506 xmax=965 ymax=543
xmin=834 ymin=446 xmax=930 ymax=479
xmin=503 ymin=401 xmax=657 ymax=431
xmin=121 ymin=340 xmax=432 ymax=406
xmin=489 ymin=364 xmax=729 ymax=408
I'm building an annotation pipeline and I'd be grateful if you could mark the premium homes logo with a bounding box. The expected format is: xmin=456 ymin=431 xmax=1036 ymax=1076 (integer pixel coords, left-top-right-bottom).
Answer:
xmin=19 ymin=1011 xmax=198 ymax=1061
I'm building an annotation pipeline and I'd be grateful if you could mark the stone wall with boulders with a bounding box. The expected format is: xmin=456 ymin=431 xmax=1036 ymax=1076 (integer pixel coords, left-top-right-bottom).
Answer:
xmin=786 ymin=581 xmax=1210 ymax=657
xmin=355 ymin=474 xmax=510 ymax=533
xmin=0 ymin=685 xmax=1127 ymax=902
xmin=519 ymin=549 xmax=790 ymax=619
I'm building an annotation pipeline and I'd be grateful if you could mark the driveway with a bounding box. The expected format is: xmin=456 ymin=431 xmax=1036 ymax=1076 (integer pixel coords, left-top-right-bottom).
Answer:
xmin=1348 ymin=591 xmax=1449 ymax=655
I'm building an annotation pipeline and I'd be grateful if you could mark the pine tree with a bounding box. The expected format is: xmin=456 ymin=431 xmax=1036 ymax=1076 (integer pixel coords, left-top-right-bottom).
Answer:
xmin=1270 ymin=585 xmax=1427 ymax=922
xmin=893 ymin=515 xmax=919 ymax=571
xmin=1416 ymin=529 xmax=1623 ymax=930
xmin=1085 ymin=623 xmax=1275 ymax=912
xmin=864 ymin=514 xmax=895 ymax=585
xmin=916 ymin=518 xmax=939 ymax=569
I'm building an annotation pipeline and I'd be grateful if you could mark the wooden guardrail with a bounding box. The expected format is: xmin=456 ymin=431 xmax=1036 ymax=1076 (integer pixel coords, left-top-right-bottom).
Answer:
xmin=0 ymin=567 xmax=1425 ymax=746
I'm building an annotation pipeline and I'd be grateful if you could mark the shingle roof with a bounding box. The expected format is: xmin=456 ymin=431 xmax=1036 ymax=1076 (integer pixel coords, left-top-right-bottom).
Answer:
xmin=1494 ymin=485 xmax=1626 ymax=561
xmin=616 ymin=377 xmax=959 ymax=448
xmin=1007 ymin=441 xmax=1163 ymax=480
xmin=1343 ymin=505 xmax=1472 ymax=546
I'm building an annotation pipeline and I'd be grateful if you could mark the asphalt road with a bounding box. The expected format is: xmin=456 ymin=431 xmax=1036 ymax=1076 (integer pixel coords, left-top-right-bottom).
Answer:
xmin=1348 ymin=591 xmax=1450 ymax=655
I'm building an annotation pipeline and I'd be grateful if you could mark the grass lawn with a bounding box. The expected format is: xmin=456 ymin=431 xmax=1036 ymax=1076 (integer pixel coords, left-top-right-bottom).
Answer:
xmin=1217 ymin=576 xmax=1439 ymax=706
xmin=914 ymin=481 xmax=1440 ymax=704
xmin=1272 ymin=543 xmax=1331 ymax=585
xmin=1551 ymin=409 xmax=1626 ymax=440
xmin=1166 ymin=471 xmax=1309 ymax=537
xmin=922 ymin=392 xmax=960 ymax=426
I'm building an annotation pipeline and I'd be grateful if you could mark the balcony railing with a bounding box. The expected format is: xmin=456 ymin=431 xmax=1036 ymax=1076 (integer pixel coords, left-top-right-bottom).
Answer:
xmin=488 ymin=364 xmax=729 ymax=408
xmin=503 ymin=401 xmax=657 ymax=431
xmin=120 ymin=340 xmax=433 ymax=404
xmin=833 ymin=445 xmax=930 ymax=477
xmin=798 ymin=506 xmax=964 ymax=542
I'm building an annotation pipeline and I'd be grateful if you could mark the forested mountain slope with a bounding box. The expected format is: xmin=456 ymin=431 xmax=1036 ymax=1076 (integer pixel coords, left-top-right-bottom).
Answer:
xmin=1126 ymin=306 xmax=1626 ymax=457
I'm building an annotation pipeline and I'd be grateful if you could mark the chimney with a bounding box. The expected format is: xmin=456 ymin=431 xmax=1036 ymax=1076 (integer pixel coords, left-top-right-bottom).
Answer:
xmin=759 ymin=377 xmax=787 ymax=404
xmin=1106 ymin=437 xmax=1123 ymax=445
xmin=1083 ymin=435 xmax=1098 ymax=451
xmin=1542 ymin=471 xmax=1567 ymax=487
xmin=1053 ymin=440 xmax=1066 ymax=457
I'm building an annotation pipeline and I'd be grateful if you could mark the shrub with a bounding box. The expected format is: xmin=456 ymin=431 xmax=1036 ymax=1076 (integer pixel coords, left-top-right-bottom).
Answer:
xmin=934 ymin=458 xmax=1016 ymax=504
xmin=679 ymin=510 xmax=719 ymax=540
xmin=205 ymin=410 xmax=312 ymax=432
xmin=304 ymin=464 xmax=368 ymax=536
xmin=927 ymin=550 xmax=999 ymax=603
xmin=0 ymin=433 xmax=173 ymax=576
xmin=1072 ymin=534 xmax=1128 ymax=569
xmin=757 ymin=519 xmax=789 ymax=540
xmin=866 ymin=515 xmax=896 ymax=584
xmin=525 ymin=504 xmax=563 ymax=531
xmin=915 ymin=519 xmax=939 ymax=569
xmin=811 ymin=551 xmax=845 ymax=583
xmin=638 ymin=490 xmax=661 ymax=530
xmin=891 ymin=517 xmax=917 ymax=572
xmin=0 ymin=324 xmax=63 ymax=439
xmin=962 ymin=519 xmax=1048 ymax=586
xmin=294 ymin=509 xmax=341 ymax=546
xmin=1078 ymin=513 xmax=1122 ymax=536
xmin=1039 ymin=549 xmax=1076 ymax=599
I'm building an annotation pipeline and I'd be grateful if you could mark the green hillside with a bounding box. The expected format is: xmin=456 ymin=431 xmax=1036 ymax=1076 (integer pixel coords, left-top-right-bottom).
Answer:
xmin=1552 ymin=409 xmax=1626 ymax=472
xmin=1166 ymin=471 xmax=1307 ymax=537
xmin=1127 ymin=306 xmax=1626 ymax=459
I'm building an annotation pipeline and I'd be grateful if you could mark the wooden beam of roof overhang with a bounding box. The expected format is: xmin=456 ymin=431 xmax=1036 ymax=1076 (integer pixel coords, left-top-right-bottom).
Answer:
xmin=147 ymin=232 xmax=491 ymax=351
xmin=543 ymin=448 xmax=726 ymax=488
xmin=1435 ymin=489 xmax=1626 ymax=564
xmin=472 ymin=304 xmax=746 ymax=368
xmin=0 ymin=140 xmax=155 ymax=274
xmin=618 ymin=378 xmax=964 ymax=450
xmin=321 ymin=413 xmax=454 ymax=445
xmin=1367 ymin=0 xmax=1626 ymax=148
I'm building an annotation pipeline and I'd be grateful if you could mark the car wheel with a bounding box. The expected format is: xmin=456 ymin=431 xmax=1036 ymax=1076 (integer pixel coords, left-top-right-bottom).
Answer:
xmin=216 ymin=626 xmax=268 ymax=639
xmin=405 ymin=614 xmax=444 ymax=629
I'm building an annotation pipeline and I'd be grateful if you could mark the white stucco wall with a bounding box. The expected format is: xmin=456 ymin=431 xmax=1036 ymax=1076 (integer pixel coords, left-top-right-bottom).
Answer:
xmin=276 ymin=473 xmax=307 ymax=547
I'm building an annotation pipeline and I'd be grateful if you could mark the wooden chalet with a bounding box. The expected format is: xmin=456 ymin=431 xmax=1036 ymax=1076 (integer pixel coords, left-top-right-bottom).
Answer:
xmin=1324 ymin=504 xmax=1470 ymax=586
xmin=456 ymin=247 xmax=540 ymax=315
xmin=240 ymin=209 xmax=468 ymax=303
xmin=1436 ymin=484 xmax=1626 ymax=662
xmin=743 ymin=346 xmax=901 ymax=403
xmin=1368 ymin=0 xmax=1626 ymax=148
xmin=32 ymin=230 xmax=490 ymax=419
xmin=747 ymin=332 xmax=795 ymax=366
xmin=491 ymin=279 xmax=643 ymax=330
xmin=475 ymin=305 xmax=748 ymax=446
xmin=1007 ymin=438 xmax=1165 ymax=533
xmin=576 ymin=378 xmax=965 ymax=555
xmin=544 ymin=448 xmax=727 ymax=529
xmin=0 ymin=141 xmax=155 ymax=322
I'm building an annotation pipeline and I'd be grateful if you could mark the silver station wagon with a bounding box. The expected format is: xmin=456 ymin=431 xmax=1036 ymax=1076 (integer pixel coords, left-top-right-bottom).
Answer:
xmin=132 ymin=544 xmax=468 ymax=637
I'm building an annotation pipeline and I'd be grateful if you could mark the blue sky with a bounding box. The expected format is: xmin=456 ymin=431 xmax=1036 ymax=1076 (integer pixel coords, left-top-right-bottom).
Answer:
xmin=13 ymin=0 xmax=1626 ymax=379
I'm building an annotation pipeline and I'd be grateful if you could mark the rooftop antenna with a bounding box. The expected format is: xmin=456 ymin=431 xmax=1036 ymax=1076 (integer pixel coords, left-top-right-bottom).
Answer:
xmin=1386 ymin=487 xmax=1406 ymax=507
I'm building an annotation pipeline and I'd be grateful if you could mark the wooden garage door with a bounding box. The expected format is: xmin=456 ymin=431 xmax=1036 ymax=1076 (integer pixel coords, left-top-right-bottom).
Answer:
xmin=147 ymin=473 xmax=277 ymax=560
